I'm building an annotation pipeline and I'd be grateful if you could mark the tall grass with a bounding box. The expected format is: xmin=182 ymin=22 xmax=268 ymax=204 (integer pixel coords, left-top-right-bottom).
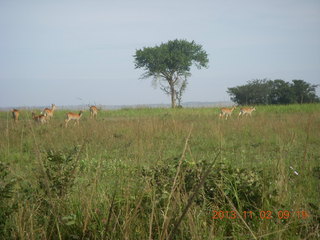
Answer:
xmin=0 ymin=104 xmax=319 ymax=239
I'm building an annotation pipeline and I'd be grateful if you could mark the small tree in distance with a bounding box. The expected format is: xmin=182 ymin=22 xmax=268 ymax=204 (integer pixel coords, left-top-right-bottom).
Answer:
xmin=134 ymin=39 xmax=209 ymax=108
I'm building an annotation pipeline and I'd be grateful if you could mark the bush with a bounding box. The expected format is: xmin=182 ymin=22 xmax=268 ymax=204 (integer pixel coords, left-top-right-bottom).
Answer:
xmin=0 ymin=162 xmax=16 ymax=236
xmin=142 ymin=159 xmax=277 ymax=213
xmin=38 ymin=146 xmax=81 ymax=198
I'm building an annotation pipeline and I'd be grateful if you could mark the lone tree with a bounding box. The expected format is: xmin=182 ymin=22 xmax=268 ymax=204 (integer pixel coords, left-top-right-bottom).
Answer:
xmin=134 ymin=39 xmax=209 ymax=108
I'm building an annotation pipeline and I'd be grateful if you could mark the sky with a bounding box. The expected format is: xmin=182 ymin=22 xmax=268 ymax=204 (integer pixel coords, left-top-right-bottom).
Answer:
xmin=1 ymin=0 xmax=320 ymax=108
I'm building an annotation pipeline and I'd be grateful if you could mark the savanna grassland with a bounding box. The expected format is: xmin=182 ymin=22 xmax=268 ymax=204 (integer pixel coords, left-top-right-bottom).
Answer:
xmin=0 ymin=104 xmax=319 ymax=239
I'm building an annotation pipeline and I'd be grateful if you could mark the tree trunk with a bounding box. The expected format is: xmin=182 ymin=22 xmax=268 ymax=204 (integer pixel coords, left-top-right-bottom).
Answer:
xmin=170 ymin=85 xmax=176 ymax=108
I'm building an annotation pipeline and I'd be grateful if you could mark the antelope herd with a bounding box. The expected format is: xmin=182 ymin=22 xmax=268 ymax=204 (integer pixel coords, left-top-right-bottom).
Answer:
xmin=218 ymin=106 xmax=256 ymax=119
xmin=10 ymin=105 xmax=99 ymax=127
xmin=10 ymin=105 xmax=256 ymax=125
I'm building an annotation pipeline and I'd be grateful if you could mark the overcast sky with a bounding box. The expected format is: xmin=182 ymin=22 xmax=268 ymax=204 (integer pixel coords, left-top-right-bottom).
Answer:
xmin=1 ymin=0 xmax=319 ymax=107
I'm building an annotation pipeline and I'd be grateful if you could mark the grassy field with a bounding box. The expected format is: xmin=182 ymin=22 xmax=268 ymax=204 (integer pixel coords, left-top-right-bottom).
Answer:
xmin=0 ymin=104 xmax=319 ymax=239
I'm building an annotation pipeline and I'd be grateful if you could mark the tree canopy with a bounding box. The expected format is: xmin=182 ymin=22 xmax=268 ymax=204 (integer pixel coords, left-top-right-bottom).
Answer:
xmin=227 ymin=79 xmax=319 ymax=105
xmin=134 ymin=39 xmax=209 ymax=108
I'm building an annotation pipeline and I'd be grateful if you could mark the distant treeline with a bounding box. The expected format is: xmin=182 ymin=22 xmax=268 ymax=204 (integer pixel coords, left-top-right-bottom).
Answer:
xmin=227 ymin=79 xmax=319 ymax=105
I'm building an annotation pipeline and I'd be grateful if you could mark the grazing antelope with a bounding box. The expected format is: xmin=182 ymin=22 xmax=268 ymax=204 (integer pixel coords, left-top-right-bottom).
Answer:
xmin=238 ymin=107 xmax=256 ymax=118
xmin=89 ymin=106 xmax=98 ymax=119
xmin=43 ymin=104 xmax=56 ymax=120
xmin=12 ymin=109 xmax=20 ymax=122
xmin=219 ymin=106 xmax=236 ymax=120
xmin=32 ymin=112 xmax=47 ymax=124
xmin=65 ymin=111 xmax=83 ymax=127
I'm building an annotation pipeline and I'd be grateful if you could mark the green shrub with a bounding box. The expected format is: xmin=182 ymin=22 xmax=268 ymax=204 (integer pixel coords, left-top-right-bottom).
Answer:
xmin=38 ymin=146 xmax=81 ymax=198
xmin=0 ymin=162 xmax=16 ymax=236
xmin=142 ymin=159 xmax=277 ymax=213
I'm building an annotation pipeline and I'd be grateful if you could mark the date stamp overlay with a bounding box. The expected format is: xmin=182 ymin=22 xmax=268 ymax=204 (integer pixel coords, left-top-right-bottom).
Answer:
xmin=212 ymin=210 xmax=310 ymax=220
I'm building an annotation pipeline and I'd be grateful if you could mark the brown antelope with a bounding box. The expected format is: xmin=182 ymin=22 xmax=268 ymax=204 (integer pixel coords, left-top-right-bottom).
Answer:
xmin=12 ymin=109 xmax=20 ymax=122
xmin=89 ymin=106 xmax=98 ymax=119
xmin=32 ymin=112 xmax=47 ymax=124
xmin=238 ymin=107 xmax=256 ymax=118
xmin=43 ymin=104 xmax=56 ymax=120
xmin=219 ymin=106 xmax=236 ymax=120
xmin=65 ymin=111 xmax=83 ymax=127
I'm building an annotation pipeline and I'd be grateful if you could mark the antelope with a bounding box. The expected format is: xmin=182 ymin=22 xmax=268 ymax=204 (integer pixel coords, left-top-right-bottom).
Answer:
xmin=32 ymin=112 xmax=47 ymax=124
xmin=219 ymin=106 xmax=236 ymax=120
xmin=89 ymin=106 xmax=98 ymax=119
xmin=65 ymin=111 xmax=83 ymax=127
xmin=43 ymin=104 xmax=56 ymax=120
xmin=238 ymin=107 xmax=256 ymax=118
xmin=12 ymin=109 xmax=20 ymax=122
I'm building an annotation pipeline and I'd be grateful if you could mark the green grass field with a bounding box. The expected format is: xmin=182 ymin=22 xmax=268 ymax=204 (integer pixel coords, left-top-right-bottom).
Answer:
xmin=0 ymin=104 xmax=319 ymax=239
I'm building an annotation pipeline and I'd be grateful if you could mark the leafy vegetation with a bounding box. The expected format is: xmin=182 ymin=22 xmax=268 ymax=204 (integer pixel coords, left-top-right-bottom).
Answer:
xmin=0 ymin=162 xmax=16 ymax=236
xmin=0 ymin=104 xmax=319 ymax=239
xmin=134 ymin=39 xmax=209 ymax=108
xmin=227 ymin=79 xmax=319 ymax=105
